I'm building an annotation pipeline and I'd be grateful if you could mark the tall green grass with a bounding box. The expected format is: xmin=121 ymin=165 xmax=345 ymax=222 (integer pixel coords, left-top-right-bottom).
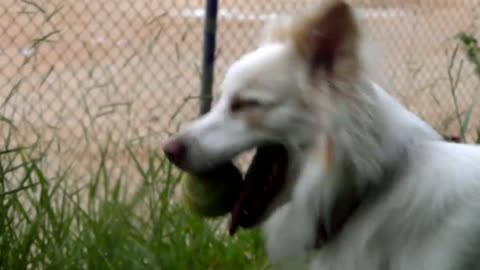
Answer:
xmin=440 ymin=32 xmax=480 ymax=143
xmin=456 ymin=32 xmax=480 ymax=143
xmin=0 ymin=136 xmax=269 ymax=270
xmin=2 ymin=17 xmax=480 ymax=270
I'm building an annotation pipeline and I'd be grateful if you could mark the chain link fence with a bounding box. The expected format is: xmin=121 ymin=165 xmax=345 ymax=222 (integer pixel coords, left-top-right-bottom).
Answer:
xmin=1 ymin=0 xmax=480 ymax=177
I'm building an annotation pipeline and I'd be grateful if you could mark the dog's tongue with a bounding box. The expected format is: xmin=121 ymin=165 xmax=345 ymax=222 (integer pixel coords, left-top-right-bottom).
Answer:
xmin=229 ymin=144 xmax=288 ymax=236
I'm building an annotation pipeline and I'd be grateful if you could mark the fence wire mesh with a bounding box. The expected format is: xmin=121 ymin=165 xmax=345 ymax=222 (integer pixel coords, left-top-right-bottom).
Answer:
xmin=1 ymin=0 xmax=480 ymax=177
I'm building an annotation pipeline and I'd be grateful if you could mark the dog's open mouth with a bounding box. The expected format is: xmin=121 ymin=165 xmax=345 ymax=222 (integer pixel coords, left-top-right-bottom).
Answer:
xmin=166 ymin=142 xmax=289 ymax=235
xmin=228 ymin=144 xmax=289 ymax=235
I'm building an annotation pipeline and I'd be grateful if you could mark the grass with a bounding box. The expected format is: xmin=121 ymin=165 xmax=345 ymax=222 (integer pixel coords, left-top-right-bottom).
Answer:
xmin=2 ymin=2 xmax=269 ymax=268
xmin=438 ymin=32 xmax=480 ymax=143
xmin=0 ymin=135 xmax=270 ymax=270
xmin=456 ymin=32 xmax=480 ymax=143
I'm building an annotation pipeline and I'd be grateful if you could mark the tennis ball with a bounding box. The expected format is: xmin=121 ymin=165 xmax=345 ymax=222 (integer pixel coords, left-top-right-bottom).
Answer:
xmin=180 ymin=162 xmax=243 ymax=218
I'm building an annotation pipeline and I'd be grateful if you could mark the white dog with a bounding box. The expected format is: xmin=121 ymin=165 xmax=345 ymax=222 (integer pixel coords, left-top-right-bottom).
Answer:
xmin=163 ymin=1 xmax=480 ymax=269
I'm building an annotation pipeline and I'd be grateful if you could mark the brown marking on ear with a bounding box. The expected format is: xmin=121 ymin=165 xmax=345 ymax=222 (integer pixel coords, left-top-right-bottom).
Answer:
xmin=291 ymin=0 xmax=358 ymax=73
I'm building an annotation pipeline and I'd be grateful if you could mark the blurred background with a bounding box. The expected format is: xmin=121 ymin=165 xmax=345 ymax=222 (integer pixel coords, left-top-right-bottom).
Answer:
xmin=2 ymin=1 xmax=480 ymax=269
xmin=1 ymin=0 xmax=480 ymax=178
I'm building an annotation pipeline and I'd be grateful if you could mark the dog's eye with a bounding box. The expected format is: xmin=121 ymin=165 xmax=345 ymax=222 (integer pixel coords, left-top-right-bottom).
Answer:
xmin=230 ymin=98 xmax=262 ymax=113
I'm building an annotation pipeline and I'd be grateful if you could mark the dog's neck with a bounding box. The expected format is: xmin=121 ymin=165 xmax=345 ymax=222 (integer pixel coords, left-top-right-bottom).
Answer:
xmin=334 ymin=80 xmax=441 ymax=186
xmin=313 ymin=80 xmax=442 ymax=247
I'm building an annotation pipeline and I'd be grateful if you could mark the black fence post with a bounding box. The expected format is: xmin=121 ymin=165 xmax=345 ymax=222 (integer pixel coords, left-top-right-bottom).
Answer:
xmin=199 ymin=0 xmax=218 ymax=116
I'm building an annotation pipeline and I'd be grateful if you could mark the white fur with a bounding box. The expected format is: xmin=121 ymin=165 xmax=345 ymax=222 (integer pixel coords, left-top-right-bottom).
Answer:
xmin=166 ymin=1 xmax=480 ymax=269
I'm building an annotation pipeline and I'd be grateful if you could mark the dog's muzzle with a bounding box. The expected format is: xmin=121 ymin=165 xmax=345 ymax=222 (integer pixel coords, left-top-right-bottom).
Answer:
xmin=163 ymin=136 xmax=290 ymax=236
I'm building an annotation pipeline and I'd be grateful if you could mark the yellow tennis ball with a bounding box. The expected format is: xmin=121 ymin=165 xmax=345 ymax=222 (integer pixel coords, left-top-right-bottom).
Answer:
xmin=180 ymin=163 xmax=243 ymax=218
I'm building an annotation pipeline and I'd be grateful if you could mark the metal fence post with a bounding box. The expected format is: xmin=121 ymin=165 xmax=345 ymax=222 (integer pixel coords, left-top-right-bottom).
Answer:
xmin=199 ymin=0 xmax=218 ymax=116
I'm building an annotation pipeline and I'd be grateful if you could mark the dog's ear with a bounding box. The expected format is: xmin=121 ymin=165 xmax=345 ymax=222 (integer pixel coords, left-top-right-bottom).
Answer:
xmin=292 ymin=0 xmax=358 ymax=74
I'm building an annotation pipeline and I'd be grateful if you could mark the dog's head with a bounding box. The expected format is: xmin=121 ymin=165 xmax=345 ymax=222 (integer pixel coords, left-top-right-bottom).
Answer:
xmin=164 ymin=0 xmax=369 ymax=232
xmin=165 ymin=0 xmax=364 ymax=171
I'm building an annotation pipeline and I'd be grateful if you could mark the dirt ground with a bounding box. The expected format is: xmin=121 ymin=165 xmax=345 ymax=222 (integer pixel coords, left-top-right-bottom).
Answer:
xmin=1 ymin=0 xmax=479 ymax=178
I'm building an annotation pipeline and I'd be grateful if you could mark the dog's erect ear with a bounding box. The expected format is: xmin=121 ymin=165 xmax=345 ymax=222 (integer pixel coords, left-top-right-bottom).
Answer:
xmin=292 ymin=0 xmax=358 ymax=73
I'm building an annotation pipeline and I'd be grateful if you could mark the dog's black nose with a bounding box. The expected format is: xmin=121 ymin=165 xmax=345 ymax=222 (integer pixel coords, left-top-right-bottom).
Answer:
xmin=163 ymin=138 xmax=186 ymax=162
